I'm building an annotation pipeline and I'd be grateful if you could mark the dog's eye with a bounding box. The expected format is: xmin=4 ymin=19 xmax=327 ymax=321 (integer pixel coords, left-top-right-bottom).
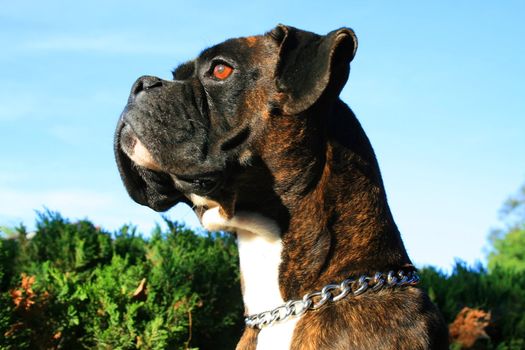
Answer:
xmin=212 ymin=63 xmax=233 ymax=80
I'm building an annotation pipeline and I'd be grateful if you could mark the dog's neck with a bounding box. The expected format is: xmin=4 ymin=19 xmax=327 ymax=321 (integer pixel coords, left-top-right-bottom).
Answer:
xmin=200 ymin=207 xmax=284 ymax=314
xmin=196 ymin=102 xmax=411 ymax=350
xmin=200 ymin=206 xmax=298 ymax=350
xmin=256 ymin=99 xmax=412 ymax=300
xmin=199 ymin=99 xmax=411 ymax=312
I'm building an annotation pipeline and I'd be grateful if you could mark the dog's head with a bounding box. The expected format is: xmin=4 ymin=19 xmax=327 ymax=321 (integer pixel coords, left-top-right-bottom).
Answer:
xmin=114 ymin=25 xmax=357 ymax=220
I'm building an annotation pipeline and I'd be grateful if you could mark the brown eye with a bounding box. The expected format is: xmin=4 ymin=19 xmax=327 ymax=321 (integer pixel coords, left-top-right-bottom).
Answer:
xmin=213 ymin=63 xmax=233 ymax=80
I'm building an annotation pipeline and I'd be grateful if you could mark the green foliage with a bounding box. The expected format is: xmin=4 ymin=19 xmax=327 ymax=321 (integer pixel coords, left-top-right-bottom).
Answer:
xmin=0 ymin=233 xmax=18 ymax=291
xmin=488 ymin=184 xmax=525 ymax=272
xmin=489 ymin=228 xmax=525 ymax=272
xmin=3 ymin=188 xmax=525 ymax=349
xmin=420 ymin=262 xmax=525 ymax=348
xmin=421 ymin=183 xmax=525 ymax=348
xmin=0 ymin=211 xmax=242 ymax=350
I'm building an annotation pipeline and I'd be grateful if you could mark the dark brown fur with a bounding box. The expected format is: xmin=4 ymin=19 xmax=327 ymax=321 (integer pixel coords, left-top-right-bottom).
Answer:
xmin=115 ymin=25 xmax=449 ymax=349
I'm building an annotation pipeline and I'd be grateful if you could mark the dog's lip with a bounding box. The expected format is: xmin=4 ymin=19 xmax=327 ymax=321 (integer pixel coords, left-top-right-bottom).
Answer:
xmin=117 ymin=115 xmax=225 ymax=197
xmin=117 ymin=119 xmax=164 ymax=172
xmin=171 ymin=171 xmax=225 ymax=197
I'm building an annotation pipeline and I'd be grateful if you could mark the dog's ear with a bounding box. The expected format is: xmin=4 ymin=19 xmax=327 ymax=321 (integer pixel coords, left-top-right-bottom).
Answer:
xmin=114 ymin=124 xmax=186 ymax=212
xmin=269 ymin=24 xmax=358 ymax=115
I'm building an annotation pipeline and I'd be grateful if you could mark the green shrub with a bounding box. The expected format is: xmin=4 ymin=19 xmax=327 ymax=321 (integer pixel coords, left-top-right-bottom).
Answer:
xmin=2 ymin=211 xmax=525 ymax=349
xmin=420 ymin=262 xmax=525 ymax=348
xmin=0 ymin=211 xmax=242 ymax=350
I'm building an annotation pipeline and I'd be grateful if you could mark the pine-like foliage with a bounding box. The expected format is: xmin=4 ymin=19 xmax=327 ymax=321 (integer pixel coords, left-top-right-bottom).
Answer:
xmin=420 ymin=263 xmax=525 ymax=349
xmin=0 ymin=211 xmax=242 ymax=350
xmin=2 ymin=211 xmax=525 ymax=349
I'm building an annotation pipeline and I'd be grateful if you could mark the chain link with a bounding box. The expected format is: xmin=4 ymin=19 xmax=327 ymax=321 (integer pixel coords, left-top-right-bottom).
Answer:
xmin=245 ymin=270 xmax=420 ymax=329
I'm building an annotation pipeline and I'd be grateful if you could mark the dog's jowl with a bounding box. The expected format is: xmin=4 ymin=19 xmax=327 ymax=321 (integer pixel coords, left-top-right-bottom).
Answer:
xmin=114 ymin=25 xmax=449 ymax=349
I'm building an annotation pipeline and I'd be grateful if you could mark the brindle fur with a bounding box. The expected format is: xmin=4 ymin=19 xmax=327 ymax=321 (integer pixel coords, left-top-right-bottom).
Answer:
xmin=115 ymin=25 xmax=448 ymax=349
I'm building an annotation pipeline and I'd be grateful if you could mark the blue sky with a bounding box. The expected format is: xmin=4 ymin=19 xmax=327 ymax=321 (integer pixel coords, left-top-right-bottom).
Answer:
xmin=1 ymin=1 xmax=524 ymax=271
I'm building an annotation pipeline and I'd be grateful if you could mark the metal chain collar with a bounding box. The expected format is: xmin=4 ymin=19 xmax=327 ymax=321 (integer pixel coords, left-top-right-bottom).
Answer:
xmin=245 ymin=270 xmax=420 ymax=329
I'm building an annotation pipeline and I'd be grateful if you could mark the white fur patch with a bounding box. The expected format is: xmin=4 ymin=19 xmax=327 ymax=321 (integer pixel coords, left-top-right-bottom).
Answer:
xmin=127 ymin=137 xmax=161 ymax=171
xmin=200 ymin=206 xmax=299 ymax=350
xmin=189 ymin=194 xmax=219 ymax=209
xmin=257 ymin=318 xmax=299 ymax=350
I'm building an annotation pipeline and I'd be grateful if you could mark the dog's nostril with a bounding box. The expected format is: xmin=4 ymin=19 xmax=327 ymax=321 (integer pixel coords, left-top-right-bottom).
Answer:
xmin=144 ymin=80 xmax=163 ymax=90
xmin=132 ymin=76 xmax=163 ymax=96
xmin=133 ymin=80 xmax=145 ymax=96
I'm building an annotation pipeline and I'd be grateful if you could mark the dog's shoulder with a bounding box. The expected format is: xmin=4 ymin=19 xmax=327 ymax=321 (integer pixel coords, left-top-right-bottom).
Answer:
xmin=291 ymin=288 xmax=449 ymax=350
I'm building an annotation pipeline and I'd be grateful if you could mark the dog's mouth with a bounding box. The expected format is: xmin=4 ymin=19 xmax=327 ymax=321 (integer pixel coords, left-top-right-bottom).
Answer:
xmin=171 ymin=171 xmax=224 ymax=197
xmin=117 ymin=120 xmax=225 ymax=198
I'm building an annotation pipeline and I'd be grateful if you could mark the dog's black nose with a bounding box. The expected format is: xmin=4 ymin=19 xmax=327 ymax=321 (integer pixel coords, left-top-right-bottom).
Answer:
xmin=131 ymin=76 xmax=163 ymax=98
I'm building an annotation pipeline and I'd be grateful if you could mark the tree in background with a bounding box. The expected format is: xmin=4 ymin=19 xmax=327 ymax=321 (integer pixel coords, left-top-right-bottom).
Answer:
xmin=418 ymin=182 xmax=525 ymax=349
xmin=488 ymin=184 xmax=525 ymax=272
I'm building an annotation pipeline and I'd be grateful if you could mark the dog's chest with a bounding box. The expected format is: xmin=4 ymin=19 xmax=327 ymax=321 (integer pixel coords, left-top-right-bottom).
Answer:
xmin=237 ymin=229 xmax=283 ymax=315
xmin=200 ymin=206 xmax=300 ymax=350
xmin=237 ymin=229 xmax=299 ymax=350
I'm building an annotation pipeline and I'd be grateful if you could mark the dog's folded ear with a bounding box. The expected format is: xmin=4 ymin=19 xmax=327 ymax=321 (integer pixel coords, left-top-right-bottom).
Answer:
xmin=269 ymin=24 xmax=358 ymax=115
xmin=114 ymin=127 xmax=186 ymax=212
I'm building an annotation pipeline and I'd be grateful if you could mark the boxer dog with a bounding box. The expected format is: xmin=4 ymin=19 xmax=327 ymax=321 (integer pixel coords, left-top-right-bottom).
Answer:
xmin=114 ymin=25 xmax=448 ymax=349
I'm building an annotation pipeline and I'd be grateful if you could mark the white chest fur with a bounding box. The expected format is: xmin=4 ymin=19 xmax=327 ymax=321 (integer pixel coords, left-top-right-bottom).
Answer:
xmin=236 ymin=228 xmax=284 ymax=315
xmin=200 ymin=205 xmax=299 ymax=350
